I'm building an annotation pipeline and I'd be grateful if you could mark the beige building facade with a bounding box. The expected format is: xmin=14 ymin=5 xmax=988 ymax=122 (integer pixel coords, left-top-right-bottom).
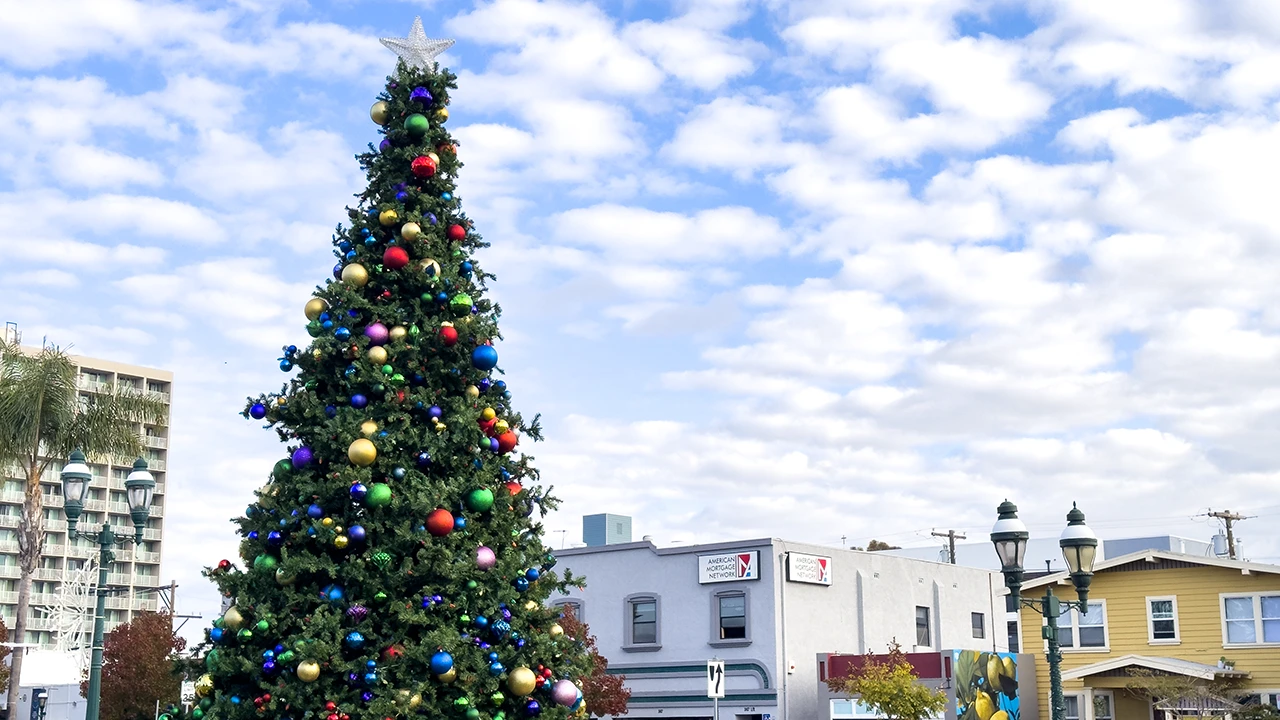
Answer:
xmin=0 ymin=343 xmax=170 ymax=648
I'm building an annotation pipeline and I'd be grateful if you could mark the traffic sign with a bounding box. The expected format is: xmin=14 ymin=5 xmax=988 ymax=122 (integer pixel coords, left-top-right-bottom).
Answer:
xmin=181 ymin=681 xmax=196 ymax=704
xmin=707 ymin=659 xmax=725 ymax=699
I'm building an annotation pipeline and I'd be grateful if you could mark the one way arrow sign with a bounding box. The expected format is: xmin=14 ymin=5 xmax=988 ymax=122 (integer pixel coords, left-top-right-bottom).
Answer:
xmin=707 ymin=659 xmax=725 ymax=699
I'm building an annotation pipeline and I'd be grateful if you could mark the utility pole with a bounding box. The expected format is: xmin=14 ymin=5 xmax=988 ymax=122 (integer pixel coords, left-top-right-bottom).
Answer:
xmin=1208 ymin=510 xmax=1248 ymax=559
xmin=932 ymin=529 xmax=967 ymax=564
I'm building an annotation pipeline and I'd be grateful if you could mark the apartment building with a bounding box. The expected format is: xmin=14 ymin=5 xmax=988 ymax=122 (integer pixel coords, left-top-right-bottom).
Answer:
xmin=0 ymin=345 xmax=170 ymax=648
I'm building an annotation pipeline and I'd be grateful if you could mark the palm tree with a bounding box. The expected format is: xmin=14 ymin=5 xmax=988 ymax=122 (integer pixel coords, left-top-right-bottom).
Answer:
xmin=0 ymin=340 xmax=167 ymax=715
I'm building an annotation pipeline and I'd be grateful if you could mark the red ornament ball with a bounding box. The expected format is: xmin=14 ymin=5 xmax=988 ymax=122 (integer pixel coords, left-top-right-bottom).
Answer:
xmin=411 ymin=155 xmax=437 ymax=178
xmin=447 ymin=224 xmax=466 ymax=241
xmin=440 ymin=326 xmax=459 ymax=346
xmin=426 ymin=508 xmax=454 ymax=537
xmin=497 ymin=431 xmax=519 ymax=454
xmin=325 ymin=703 xmax=337 ymax=711
xmin=217 ymin=559 xmax=231 ymax=571
xmin=383 ymin=246 xmax=410 ymax=270
xmin=383 ymin=644 xmax=406 ymax=661
xmin=478 ymin=418 xmax=498 ymax=436
xmin=505 ymin=481 xmax=522 ymax=496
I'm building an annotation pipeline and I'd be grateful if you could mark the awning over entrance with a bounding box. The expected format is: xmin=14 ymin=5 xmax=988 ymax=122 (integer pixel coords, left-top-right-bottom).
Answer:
xmin=1062 ymin=655 xmax=1251 ymax=682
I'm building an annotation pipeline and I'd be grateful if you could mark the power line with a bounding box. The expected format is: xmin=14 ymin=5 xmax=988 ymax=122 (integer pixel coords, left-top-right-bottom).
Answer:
xmin=931 ymin=529 xmax=967 ymax=564
xmin=1206 ymin=509 xmax=1253 ymax=560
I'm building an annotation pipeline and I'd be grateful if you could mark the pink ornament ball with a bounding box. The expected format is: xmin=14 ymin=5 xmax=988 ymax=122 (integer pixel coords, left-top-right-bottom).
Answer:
xmin=364 ymin=323 xmax=389 ymax=346
xmin=476 ymin=546 xmax=496 ymax=571
xmin=551 ymin=680 xmax=577 ymax=707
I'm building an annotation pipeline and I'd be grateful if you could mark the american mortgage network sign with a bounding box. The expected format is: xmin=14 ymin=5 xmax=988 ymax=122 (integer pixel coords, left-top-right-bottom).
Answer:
xmin=786 ymin=552 xmax=833 ymax=585
xmin=698 ymin=550 xmax=759 ymax=584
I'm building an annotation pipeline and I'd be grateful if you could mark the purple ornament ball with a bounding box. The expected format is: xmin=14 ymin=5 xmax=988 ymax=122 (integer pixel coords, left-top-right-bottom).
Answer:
xmin=428 ymin=405 xmax=443 ymax=419
xmin=291 ymin=447 xmax=313 ymax=467
xmin=379 ymin=138 xmax=391 ymax=152
xmin=346 ymin=604 xmax=369 ymax=622
xmin=476 ymin=545 xmax=496 ymax=571
xmin=410 ymin=86 xmax=433 ymax=104
xmin=364 ymin=322 xmax=390 ymax=346
xmin=362 ymin=691 xmax=374 ymax=702
xmin=525 ymin=699 xmax=542 ymax=717
xmin=552 ymin=680 xmax=577 ymax=707
xmin=348 ymin=525 xmax=367 ymax=543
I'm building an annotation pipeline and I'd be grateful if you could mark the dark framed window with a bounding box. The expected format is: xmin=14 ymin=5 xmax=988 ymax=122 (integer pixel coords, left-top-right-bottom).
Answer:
xmin=915 ymin=606 xmax=931 ymax=647
xmin=972 ymin=612 xmax=986 ymax=639
xmin=1007 ymin=620 xmax=1019 ymax=652
xmin=719 ymin=594 xmax=746 ymax=639
xmin=624 ymin=593 xmax=661 ymax=651
xmin=554 ymin=599 xmax=582 ymax=622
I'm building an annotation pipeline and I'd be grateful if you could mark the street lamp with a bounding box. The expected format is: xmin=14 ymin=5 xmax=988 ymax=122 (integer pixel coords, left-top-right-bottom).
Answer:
xmin=36 ymin=689 xmax=48 ymax=720
xmin=61 ymin=450 xmax=154 ymax=720
xmin=990 ymin=500 xmax=1097 ymax=720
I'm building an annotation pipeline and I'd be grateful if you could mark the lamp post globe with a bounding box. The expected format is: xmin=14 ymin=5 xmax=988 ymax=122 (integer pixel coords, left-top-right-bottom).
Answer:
xmin=60 ymin=449 xmax=92 ymax=534
xmin=124 ymin=457 xmax=155 ymax=540
xmin=990 ymin=499 xmax=1030 ymax=599
xmin=1059 ymin=502 xmax=1098 ymax=603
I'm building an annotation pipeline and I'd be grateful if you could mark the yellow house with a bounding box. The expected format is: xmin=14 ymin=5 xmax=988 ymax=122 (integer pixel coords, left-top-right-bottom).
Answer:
xmin=1016 ymin=550 xmax=1280 ymax=720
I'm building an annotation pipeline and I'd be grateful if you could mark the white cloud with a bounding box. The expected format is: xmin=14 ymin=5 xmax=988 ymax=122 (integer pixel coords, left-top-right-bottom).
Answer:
xmin=551 ymin=204 xmax=786 ymax=262
xmin=48 ymin=144 xmax=164 ymax=188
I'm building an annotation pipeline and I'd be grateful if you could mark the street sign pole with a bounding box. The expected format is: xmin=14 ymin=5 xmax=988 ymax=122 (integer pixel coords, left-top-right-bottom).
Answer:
xmin=707 ymin=658 xmax=725 ymax=719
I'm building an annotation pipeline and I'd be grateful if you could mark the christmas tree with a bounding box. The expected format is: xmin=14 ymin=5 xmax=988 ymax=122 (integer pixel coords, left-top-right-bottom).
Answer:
xmin=188 ymin=19 xmax=592 ymax=720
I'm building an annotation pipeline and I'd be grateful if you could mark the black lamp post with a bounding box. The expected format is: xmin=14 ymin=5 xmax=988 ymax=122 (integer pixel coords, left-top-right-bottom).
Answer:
xmin=990 ymin=500 xmax=1098 ymax=720
xmin=61 ymin=449 xmax=155 ymax=720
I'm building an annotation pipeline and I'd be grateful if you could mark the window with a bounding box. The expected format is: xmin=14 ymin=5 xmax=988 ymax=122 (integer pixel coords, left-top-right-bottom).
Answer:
xmin=972 ymin=612 xmax=986 ymax=639
xmin=1063 ymin=692 xmax=1113 ymax=720
xmin=1064 ymin=696 xmax=1080 ymax=720
xmin=1222 ymin=593 xmax=1280 ymax=645
xmin=1094 ymin=693 xmax=1114 ymax=720
xmin=1058 ymin=601 xmax=1107 ymax=649
xmin=1147 ymin=596 xmax=1180 ymax=643
xmin=915 ymin=606 xmax=931 ymax=647
xmin=554 ymin=599 xmax=582 ymax=622
xmin=717 ymin=592 xmax=747 ymax=641
xmin=623 ymin=593 xmax=660 ymax=650
xmin=1007 ymin=620 xmax=1020 ymax=652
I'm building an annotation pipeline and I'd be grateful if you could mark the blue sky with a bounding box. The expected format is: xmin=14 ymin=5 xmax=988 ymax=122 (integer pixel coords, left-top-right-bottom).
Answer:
xmin=4 ymin=0 xmax=1280 ymax=640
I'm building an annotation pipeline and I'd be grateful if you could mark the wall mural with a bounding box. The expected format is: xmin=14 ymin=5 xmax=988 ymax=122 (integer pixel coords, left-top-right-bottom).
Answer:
xmin=954 ymin=650 xmax=1020 ymax=720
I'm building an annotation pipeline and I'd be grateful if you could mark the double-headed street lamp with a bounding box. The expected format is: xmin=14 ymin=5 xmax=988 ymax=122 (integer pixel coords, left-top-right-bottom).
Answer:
xmin=60 ymin=449 xmax=156 ymax=720
xmin=990 ymin=500 xmax=1098 ymax=720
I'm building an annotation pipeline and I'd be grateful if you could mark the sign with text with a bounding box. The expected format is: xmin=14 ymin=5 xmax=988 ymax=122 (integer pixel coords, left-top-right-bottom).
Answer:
xmin=181 ymin=681 xmax=196 ymax=704
xmin=707 ymin=660 xmax=725 ymax=698
xmin=698 ymin=550 xmax=759 ymax=584
xmin=786 ymin=552 xmax=832 ymax=585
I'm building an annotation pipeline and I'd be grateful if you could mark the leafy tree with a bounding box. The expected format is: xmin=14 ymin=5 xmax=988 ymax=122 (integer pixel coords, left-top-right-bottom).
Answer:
xmin=558 ymin=606 xmax=629 ymax=717
xmin=81 ymin=611 xmax=186 ymax=720
xmin=867 ymin=540 xmax=901 ymax=551
xmin=0 ymin=341 xmax=167 ymax=711
xmin=0 ymin=617 xmax=12 ymax=695
xmin=825 ymin=641 xmax=947 ymax=720
xmin=1124 ymin=666 xmax=1248 ymax=714
xmin=188 ymin=23 xmax=593 ymax=720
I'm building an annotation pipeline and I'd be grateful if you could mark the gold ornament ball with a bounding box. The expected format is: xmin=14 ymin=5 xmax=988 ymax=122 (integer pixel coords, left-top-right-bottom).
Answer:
xmin=427 ymin=151 xmax=440 ymax=165
xmin=507 ymin=667 xmax=537 ymax=696
xmin=370 ymin=101 xmax=391 ymax=125
xmin=438 ymin=667 xmax=457 ymax=684
xmin=410 ymin=693 xmax=422 ymax=710
xmin=379 ymin=209 xmax=399 ymax=227
xmin=481 ymin=408 xmax=496 ymax=421
xmin=389 ymin=325 xmax=407 ymax=342
xmin=525 ymin=600 xmax=538 ymax=611
xmin=304 ymin=297 xmax=328 ymax=321
xmin=348 ymin=438 xmax=377 ymax=466
xmin=401 ymin=222 xmax=421 ymax=241
xmin=276 ymin=397 xmax=287 ymax=405
xmin=420 ymin=258 xmax=441 ymax=278
xmin=321 ymin=517 xmax=334 ymax=528
xmin=275 ymin=567 xmax=296 ymax=585
xmin=222 ymin=606 xmax=244 ymax=631
xmin=549 ymin=623 xmax=564 ymax=638
xmin=466 ymin=385 xmax=480 ymax=399
xmin=360 ymin=420 xmax=379 ymax=437
xmin=367 ymin=346 xmax=388 ymax=364
xmin=494 ymin=420 xmax=510 ymax=434
xmin=297 ymin=660 xmax=321 ymax=682
xmin=312 ymin=348 xmax=322 ymax=360
xmin=435 ymin=107 xmax=449 ymax=123
xmin=195 ymin=674 xmax=214 ymax=698
xmin=334 ymin=534 xmax=349 ymax=550
xmin=342 ymin=263 xmax=369 ymax=287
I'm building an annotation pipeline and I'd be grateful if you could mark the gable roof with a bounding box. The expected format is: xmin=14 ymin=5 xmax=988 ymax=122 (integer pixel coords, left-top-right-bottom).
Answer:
xmin=1061 ymin=654 xmax=1250 ymax=682
xmin=1019 ymin=550 xmax=1280 ymax=591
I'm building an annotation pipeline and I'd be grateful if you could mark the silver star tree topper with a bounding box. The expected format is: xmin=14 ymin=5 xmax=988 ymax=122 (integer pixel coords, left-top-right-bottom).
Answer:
xmin=379 ymin=17 xmax=454 ymax=69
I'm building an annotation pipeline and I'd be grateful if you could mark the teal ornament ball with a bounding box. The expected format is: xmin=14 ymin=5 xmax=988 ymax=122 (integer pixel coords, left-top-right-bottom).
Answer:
xmin=466 ymin=488 xmax=495 ymax=512
xmin=405 ymin=113 xmax=430 ymax=138
xmin=366 ymin=483 xmax=393 ymax=508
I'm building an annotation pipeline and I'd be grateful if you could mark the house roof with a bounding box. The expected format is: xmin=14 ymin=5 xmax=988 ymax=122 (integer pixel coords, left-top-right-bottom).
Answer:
xmin=1061 ymin=654 xmax=1250 ymax=682
xmin=1019 ymin=550 xmax=1280 ymax=591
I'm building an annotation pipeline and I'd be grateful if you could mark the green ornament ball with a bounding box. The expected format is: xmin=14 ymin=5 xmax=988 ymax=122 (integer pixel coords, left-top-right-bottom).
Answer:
xmin=191 ymin=710 xmax=204 ymax=720
xmin=272 ymin=459 xmax=292 ymax=477
xmin=409 ymin=325 xmax=421 ymax=336
xmin=366 ymin=483 xmax=392 ymax=508
xmin=236 ymin=628 xmax=253 ymax=641
xmin=254 ymin=619 xmax=268 ymax=632
xmin=372 ymin=551 xmax=393 ymax=570
xmin=467 ymin=580 xmax=478 ymax=590
xmin=253 ymin=554 xmax=277 ymax=571
xmin=465 ymin=488 xmax=495 ymax=512
xmin=278 ymin=650 xmax=295 ymax=663
xmin=490 ymin=692 xmax=505 ymax=704
xmin=458 ymin=614 xmax=471 ymax=627
xmin=391 ymin=373 xmax=405 ymax=385
xmin=381 ymin=364 xmax=393 ymax=375
xmin=450 ymin=292 xmax=473 ymax=315
xmin=454 ymin=697 xmax=470 ymax=708
xmin=200 ymin=698 xmax=212 ymax=710
xmin=404 ymin=113 xmax=430 ymax=138
xmin=374 ymin=591 xmax=388 ymax=602
xmin=466 ymin=709 xmax=480 ymax=720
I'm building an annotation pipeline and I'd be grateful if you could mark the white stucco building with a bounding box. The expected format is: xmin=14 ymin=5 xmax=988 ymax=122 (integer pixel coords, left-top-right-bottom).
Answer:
xmin=553 ymin=536 xmax=1009 ymax=720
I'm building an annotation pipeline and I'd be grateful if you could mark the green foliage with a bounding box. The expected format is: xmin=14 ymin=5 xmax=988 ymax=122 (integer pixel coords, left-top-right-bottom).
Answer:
xmin=825 ymin=641 xmax=949 ymax=720
xmin=1238 ymin=703 xmax=1280 ymax=720
xmin=195 ymin=58 xmax=592 ymax=720
xmin=83 ymin=612 xmax=186 ymax=720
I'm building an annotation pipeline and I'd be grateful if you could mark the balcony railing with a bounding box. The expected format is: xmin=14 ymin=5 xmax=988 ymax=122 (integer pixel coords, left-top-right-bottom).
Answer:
xmin=133 ymin=551 xmax=161 ymax=564
xmin=0 ymin=491 xmax=22 ymax=504
xmin=33 ymin=568 xmax=62 ymax=581
xmin=146 ymin=389 xmax=171 ymax=403
xmin=143 ymin=435 xmax=168 ymax=449
xmin=106 ymin=573 xmax=132 ymax=586
xmin=76 ymin=376 xmax=112 ymax=394
xmin=0 ymin=566 xmax=18 ymax=578
xmin=145 ymin=458 xmax=166 ymax=471
xmin=142 ymin=528 xmax=162 ymax=541
xmin=133 ymin=575 xmax=160 ymax=587
xmin=0 ymin=516 xmax=20 ymax=529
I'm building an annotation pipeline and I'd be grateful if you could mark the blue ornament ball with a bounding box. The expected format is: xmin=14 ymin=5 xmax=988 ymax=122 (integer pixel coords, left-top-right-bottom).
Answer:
xmin=335 ymin=327 xmax=351 ymax=341
xmin=488 ymin=652 xmax=499 ymax=661
xmin=363 ymin=671 xmax=378 ymax=685
xmin=350 ymin=483 xmax=368 ymax=501
xmin=324 ymin=405 xmax=337 ymax=418
xmin=209 ymin=628 xmax=224 ymax=643
xmin=489 ymin=661 xmax=505 ymax=676
xmin=525 ymin=700 xmax=542 ymax=717
xmin=345 ymin=631 xmax=366 ymax=649
xmin=392 ymin=467 xmax=407 ymax=480
xmin=262 ymin=660 xmax=277 ymax=674
xmin=266 ymin=531 xmax=283 ymax=547
xmin=247 ymin=531 xmax=259 ymax=541
xmin=514 ymin=577 xmax=529 ymax=592
xmin=348 ymin=525 xmax=367 ymax=543
xmin=430 ymin=651 xmax=454 ymax=674
xmin=362 ymin=691 xmax=374 ymax=702
xmin=526 ymin=567 xmax=540 ymax=581
xmin=307 ymin=504 xmax=323 ymax=519
xmin=416 ymin=451 xmax=431 ymax=467
xmin=428 ymin=405 xmax=443 ymax=418
xmin=249 ymin=403 xmax=266 ymax=419
xmin=489 ymin=438 xmax=500 ymax=452
xmin=474 ymin=615 xmax=489 ymax=629
xmin=472 ymin=345 xmax=498 ymax=370
xmin=454 ymin=516 xmax=467 ymax=530
xmin=351 ymin=394 xmax=368 ymax=408
xmin=333 ymin=263 xmax=342 ymax=278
